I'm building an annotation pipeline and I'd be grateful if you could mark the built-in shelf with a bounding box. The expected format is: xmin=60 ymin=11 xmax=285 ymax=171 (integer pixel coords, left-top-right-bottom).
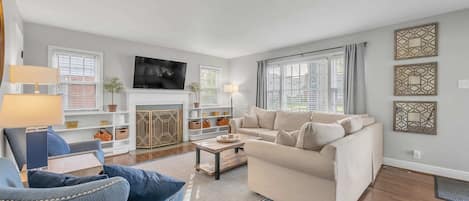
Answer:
xmin=188 ymin=115 xmax=232 ymax=120
xmin=64 ymin=111 xmax=129 ymax=116
xmin=189 ymin=106 xmax=231 ymax=110
xmin=54 ymin=125 xmax=113 ymax=132
xmin=189 ymin=125 xmax=229 ymax=132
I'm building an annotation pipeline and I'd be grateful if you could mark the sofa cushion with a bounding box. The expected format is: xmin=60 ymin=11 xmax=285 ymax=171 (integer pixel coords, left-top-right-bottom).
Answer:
xmin=254 ymin=107 xmax=276 ymax=129
xmin=337 ymin=117 xmax=363 ymax=135
xmin=28 ymin=170 xmax=108 ymax=188
xmin=238 ymin=128 xmax=269 ymax=136
xmin=47 ymin=127 xmax=71 ymax=156
xmin=274 ymin=111 xmax=312 ymax=131
xmin=104 ymin=165 xmax=185 ymax=201
xmin=296 ymin=122 xmax=345 ymax=151
xmin=257 ymin=130 xmax=278 ymax=142
xmin=242 ymin=112 xmax=259 ymax=128
xmin=362 ymin=116 xmax=376 ymax=127
xmin=275 ymin=130 xmax=299 ymax=147
xmin=311 ymin=112 xmax=347 ymax=123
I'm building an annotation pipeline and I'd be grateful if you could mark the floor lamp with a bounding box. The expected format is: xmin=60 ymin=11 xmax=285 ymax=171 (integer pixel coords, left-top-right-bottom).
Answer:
xmin=0 ymin=65 xmax=64 ymax=169
xmin=224 ymin=84 xmax=239 ymax=117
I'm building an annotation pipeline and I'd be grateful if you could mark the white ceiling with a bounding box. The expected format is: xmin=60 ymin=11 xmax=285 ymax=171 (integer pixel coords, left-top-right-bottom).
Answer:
xmin=16 ymin=0 xmax=469 ymax=59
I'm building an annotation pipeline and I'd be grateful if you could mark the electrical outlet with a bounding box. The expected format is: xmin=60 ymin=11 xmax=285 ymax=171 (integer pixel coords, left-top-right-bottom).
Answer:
xmin=413 ymin=150 xmax=422 ymax=160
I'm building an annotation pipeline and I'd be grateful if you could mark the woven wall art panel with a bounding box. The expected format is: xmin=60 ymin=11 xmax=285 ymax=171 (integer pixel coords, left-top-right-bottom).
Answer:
xmin=393 ymin=101 xmax=437 ymax=135
xmin=394 ymin=23 xmax=438 ymax=60
xmin=394 ymin=62 xmax=437 ymax=96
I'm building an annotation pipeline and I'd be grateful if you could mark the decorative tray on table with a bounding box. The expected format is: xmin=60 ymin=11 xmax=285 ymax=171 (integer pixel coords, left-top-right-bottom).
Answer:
xmin=216 ymin=134 xmax=240 ymax=143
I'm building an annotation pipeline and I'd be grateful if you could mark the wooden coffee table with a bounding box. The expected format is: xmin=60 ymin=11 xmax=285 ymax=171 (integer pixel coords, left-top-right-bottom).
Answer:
xmin=192 ymin=134 xmax=261 ymax=180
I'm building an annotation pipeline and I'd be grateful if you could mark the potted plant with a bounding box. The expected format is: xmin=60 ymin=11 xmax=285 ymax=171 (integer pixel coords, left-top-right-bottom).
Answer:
xmin=188 ymin=82 xmax=200 ymax=108
xmin=104 ymin=77 xmax=124 ymax=112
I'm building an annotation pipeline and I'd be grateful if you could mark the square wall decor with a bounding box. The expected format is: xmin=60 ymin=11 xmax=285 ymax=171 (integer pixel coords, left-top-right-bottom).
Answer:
xmin=393 ymin=101 xmax=437 ymax=135
xmin=394 ymin=62 xmax=437 ymax=96
xmin=394 ymin=23 xmax=438 ymax=60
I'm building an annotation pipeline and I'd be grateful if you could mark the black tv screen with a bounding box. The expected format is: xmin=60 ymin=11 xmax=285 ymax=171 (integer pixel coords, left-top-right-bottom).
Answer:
xmin=133 ymin=56 xmax=187 ymax=89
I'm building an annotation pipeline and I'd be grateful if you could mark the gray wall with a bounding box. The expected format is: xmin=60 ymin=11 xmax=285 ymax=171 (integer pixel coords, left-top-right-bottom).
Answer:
xmin=229 ymin=9 xmax=469 ymax=172
xmin=23 ymin=23 xmax=230 ymax=109
xmin=0 ymin=0 xmax=24 ymax=157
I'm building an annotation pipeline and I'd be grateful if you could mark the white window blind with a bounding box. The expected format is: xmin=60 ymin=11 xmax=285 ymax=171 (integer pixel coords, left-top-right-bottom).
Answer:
xmin=49 ymin=47 xmax=103 ymax=111
xmin=200 ymin=66 xmax=221 ymax=105
xmin=266 ymin=52 xmax=345 ymax=113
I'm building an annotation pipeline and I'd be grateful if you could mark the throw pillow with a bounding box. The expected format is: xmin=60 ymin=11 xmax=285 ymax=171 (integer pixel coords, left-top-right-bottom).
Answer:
xmin=337 ymin=116 xmax=364 ymax=135
xmin=274 ymin=111 xmax=312 ymax=131
xmin=47 ymin=127 xmax=71 ymax=156
xmin=103 ymin=165 xmax=185 ymax=201
xmin=296 ymin=122 xmax=345 ymax=151
xmin=253 ymin=107 xmax=276 ymax=129
xmin=28 ymin=170 xmax=108 ymax=188
xmin=275 ymin=130 xmax=299 ymax=147
xmin=242 ymin=112 xmax=259 ymax=128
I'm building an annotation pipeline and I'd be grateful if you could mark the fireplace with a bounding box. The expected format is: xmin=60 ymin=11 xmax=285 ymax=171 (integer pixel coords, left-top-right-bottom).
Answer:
xmin=135 ymin=105 xmax=183 ymax=149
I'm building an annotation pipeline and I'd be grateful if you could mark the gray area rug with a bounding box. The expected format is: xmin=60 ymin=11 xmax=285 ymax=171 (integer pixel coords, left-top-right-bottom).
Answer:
xmin=435 ymin=176 xmax=469 ymax=201
xmin=133 ymin=150 xmax=272 ymax=201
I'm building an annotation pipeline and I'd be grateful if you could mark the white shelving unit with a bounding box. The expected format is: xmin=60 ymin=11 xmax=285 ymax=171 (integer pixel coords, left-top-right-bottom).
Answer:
xmin=53 ymin=111 xmax=130 ymax=156
xmin=188 ymin=106 xmax=231 ymax=141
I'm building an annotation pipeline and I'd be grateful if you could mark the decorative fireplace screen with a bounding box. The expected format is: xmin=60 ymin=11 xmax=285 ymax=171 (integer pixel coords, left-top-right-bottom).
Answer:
xmin=136 ymin=109 xmax=182 ymax=148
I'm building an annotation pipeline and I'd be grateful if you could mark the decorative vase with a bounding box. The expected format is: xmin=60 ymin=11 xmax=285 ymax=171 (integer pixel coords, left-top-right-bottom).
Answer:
xmin=194 ymin=102 xmax=200 ymax=108
xmin=108 ymin=104 xmax=117 ymax=112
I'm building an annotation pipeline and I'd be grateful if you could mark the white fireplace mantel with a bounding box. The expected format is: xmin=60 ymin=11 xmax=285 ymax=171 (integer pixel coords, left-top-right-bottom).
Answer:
xmin=126 ymin=89 xmax=192 ymax=151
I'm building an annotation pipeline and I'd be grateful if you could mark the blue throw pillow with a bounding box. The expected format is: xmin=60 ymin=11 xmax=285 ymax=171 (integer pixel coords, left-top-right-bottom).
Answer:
xmin=28 ymin=170 xmax=109 ymax=188
xmin=47 ymin=127 xmax=71 ymax=156
xmin=103 ymin=165 xmax=185 ymax=201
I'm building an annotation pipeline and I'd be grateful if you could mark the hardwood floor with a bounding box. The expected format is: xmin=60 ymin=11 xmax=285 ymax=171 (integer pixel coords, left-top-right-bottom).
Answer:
xmin=106 ymin=143 xmax=442 ymax=201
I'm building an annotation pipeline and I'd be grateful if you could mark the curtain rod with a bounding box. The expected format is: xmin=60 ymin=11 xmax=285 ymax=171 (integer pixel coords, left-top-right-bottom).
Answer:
xmin=264 ymin=42 xmax=367 ymax=62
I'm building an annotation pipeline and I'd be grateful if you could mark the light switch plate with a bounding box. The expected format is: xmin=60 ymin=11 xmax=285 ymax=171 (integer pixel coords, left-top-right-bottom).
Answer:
xmin=458 ymin=80 xmax=469 ymax=88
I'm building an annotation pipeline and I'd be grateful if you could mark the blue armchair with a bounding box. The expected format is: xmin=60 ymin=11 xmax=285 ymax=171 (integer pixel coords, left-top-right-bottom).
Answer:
xmin=0 ymin=157 xmax=130 ymax=201
xmin=4 ymin=128 xmax=105 ymax=170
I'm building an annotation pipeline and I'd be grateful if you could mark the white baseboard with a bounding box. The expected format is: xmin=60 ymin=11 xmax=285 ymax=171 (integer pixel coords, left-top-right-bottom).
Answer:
xmin=384 ymin=157 xmax=469 ymax=182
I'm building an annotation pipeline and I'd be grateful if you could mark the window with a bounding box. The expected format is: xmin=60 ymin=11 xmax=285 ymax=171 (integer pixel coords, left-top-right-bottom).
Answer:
xmin=266 ymin=52 xmax=344 ymax=113
xmin=49 ymin=46 xmax=103 ymax=111
xmin=200 ymin=66 xmax=221 ymax=105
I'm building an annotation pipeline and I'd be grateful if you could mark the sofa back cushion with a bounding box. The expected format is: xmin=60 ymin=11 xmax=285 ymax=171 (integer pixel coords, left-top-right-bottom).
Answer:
xmin=296 ymin=122 xmax=345 ymax=151
xmin=274 ymin=111 xmax=312 ymax=131
xmin=337 ymin=116 xmax=364 ymax=135
xmin=311 ymin=112 xmax=347 ymax=123
xmin=253 ymin=107 xmax=276 ymax=129
xmin=242 ymin=112 xmax=259 ymax=128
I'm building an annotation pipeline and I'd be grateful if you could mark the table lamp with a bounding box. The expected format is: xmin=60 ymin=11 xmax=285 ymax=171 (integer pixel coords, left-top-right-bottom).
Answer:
xmin=224 ymin=84 xmax=239 ymax=117
xmin=0 ymin=65 xmax=63 ymax=169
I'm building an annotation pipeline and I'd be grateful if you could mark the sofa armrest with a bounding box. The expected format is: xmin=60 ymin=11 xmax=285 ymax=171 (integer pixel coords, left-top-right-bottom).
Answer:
xmin=245 ymin=140 xmax=335 ymax=180
xmin=0 ymin=177 xmax=130 ymax=201
xmin=229 ymin=117 xmax=244 ymax=133
xmin=324 ymin=127 xmax=373 ymax=201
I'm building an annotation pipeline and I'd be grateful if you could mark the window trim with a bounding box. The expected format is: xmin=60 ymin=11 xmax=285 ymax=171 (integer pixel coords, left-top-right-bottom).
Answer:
xmin=48 ymin=46 xmax=104 ymax=112
xmin=199 ymin=65 xmax=221 ymax=106
xmin=266 ymin=51 xmax=345 ymax=113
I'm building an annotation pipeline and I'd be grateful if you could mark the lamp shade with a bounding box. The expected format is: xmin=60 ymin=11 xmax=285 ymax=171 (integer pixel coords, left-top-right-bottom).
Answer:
xmin=10 ymin=65 xmax=59 ymax=84
xmin=0 ymin=94 xmax=64 ymax=127
xmin=224 ymin=84 xmax=239 ymax=93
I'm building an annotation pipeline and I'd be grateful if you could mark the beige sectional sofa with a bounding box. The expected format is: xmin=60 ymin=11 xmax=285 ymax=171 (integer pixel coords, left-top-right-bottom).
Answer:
xmin=230 ymin=109 xmax=383 ymax=201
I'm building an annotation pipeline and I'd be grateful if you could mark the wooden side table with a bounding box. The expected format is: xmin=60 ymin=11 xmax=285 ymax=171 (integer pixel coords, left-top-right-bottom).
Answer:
xmin=21 ymin=152 xmax=103 ymax=186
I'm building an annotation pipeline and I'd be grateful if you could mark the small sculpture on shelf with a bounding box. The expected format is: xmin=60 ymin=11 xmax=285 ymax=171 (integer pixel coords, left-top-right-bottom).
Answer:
xmin=104 ymin=77 xmax=124 ymax=112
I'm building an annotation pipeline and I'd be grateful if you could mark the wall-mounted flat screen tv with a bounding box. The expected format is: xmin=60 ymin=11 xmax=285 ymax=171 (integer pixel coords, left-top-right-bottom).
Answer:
xmin=133 ymin=56 xmax=187 ymax=90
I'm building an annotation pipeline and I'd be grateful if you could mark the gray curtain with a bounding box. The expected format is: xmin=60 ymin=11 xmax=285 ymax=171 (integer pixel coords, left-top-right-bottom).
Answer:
xmin=344 ymin=42 xmax=367 ymax=114
xmin=256 ymin=60 xmax=268 ymax=109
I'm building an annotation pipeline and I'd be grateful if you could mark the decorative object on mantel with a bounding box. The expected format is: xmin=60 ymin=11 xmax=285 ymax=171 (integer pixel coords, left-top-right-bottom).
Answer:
xmin=94 ymin=128 xmax=112 ymax=141
xmin=393 ymin=101 xmax=437 ymax=135
xmin=394 ymin=62 xmax=437 ymax=96
xmin=394 ymin=22 xmax=438 ymax=60
xmin=104 ymin=77 xmax=124 ymax=112
xmin=188 ymin=82 xmax=201 ymax=108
